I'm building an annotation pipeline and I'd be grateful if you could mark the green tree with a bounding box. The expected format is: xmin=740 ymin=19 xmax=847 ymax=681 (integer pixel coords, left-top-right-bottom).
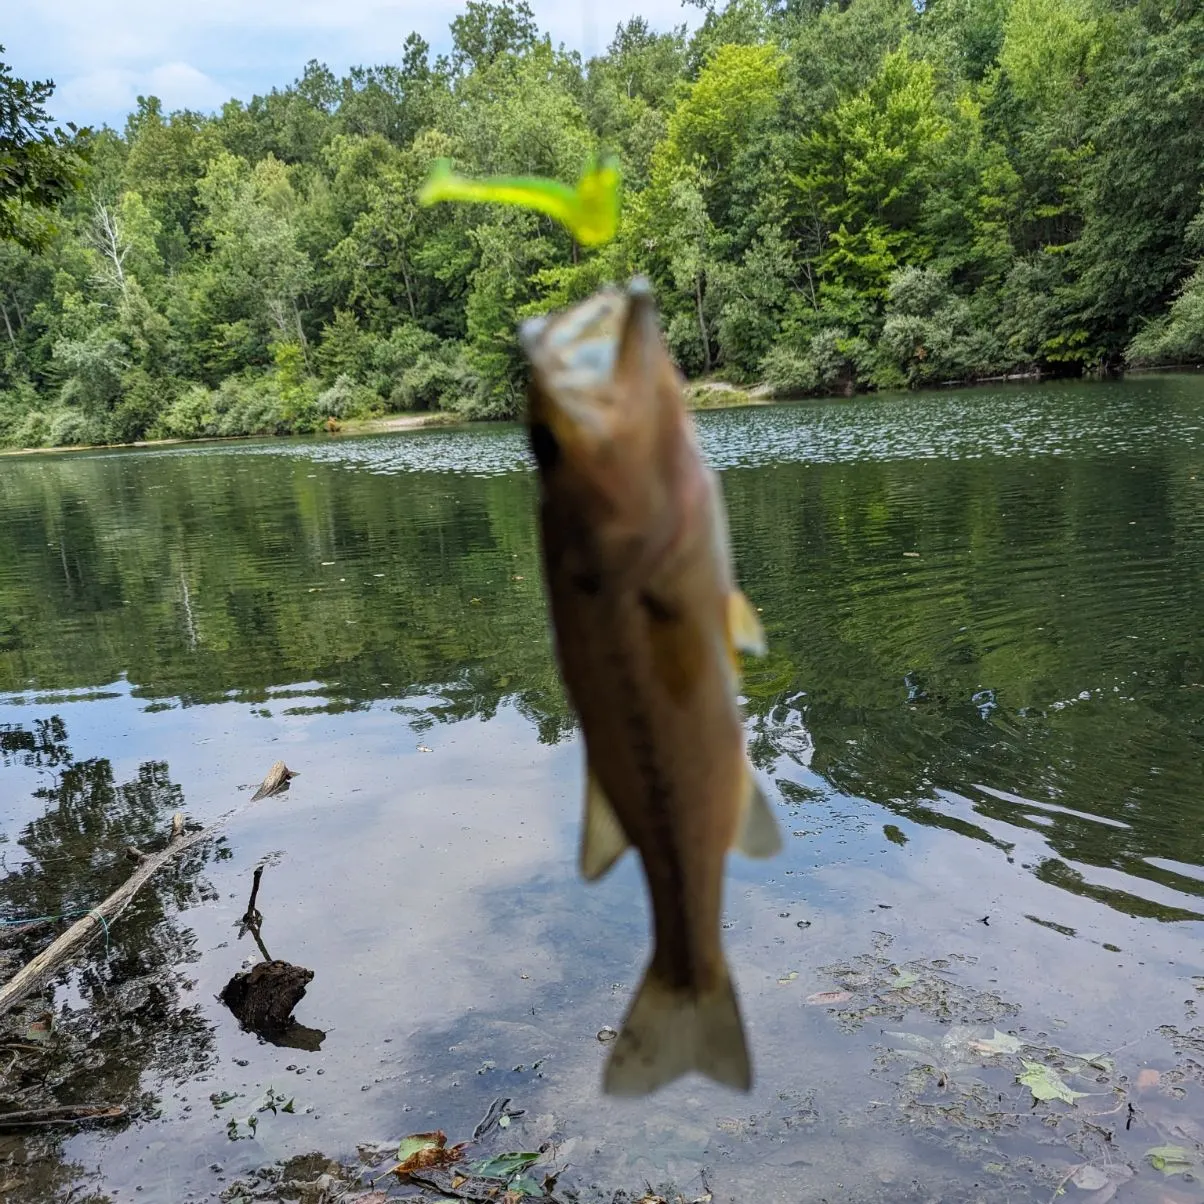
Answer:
xmin=0 ymin=48 xmax=88 ymax=247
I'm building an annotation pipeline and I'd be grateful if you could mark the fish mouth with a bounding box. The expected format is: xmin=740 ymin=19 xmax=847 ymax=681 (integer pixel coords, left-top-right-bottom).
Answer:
xmin=519 ymin=277 xmax=655 ymax=431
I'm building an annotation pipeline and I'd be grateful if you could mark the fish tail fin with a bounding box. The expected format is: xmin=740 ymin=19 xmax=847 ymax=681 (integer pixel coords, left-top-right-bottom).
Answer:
xmin=602 ymin=959 xmax=751 ymax=1097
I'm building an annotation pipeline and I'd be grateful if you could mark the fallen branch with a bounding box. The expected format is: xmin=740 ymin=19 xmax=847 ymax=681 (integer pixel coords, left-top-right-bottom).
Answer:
xmin=0 ymin=1103 xmax=127 ymax=1128
xmin=0 ymin=813 xmax=212 ymax=1018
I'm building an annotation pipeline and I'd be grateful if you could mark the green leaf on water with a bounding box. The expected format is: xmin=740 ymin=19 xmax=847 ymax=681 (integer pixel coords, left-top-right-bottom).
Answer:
xmin=508 ymin=1174 xmax=545 ymax=1197
xmin=1018 ymin=1060 xmax=1088 ymax=1104
xmin=970 ymin=1030 xmax=1022 ymax=1057
xmin=1146 ymin=1145 xmax=1196 ymax=1175
xmin=889 ymin=970 xmax=919 ymax=989
xmin=473 ymin=1151 xmax=541 ymax=1180
xmin=397 ymin=1132 xmax=444 ymax=1163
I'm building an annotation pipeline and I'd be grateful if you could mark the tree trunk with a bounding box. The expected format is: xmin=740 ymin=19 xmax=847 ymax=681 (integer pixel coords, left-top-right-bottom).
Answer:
xmin=0 ymin=302 xmax=14 ymax=346
xmin=291 ymin=299 xmax=313 ymax=373
xmin=400 ymin=256 xmax=417 ymax=321
xmin=695 ymin=273 xmax=711 ymax=373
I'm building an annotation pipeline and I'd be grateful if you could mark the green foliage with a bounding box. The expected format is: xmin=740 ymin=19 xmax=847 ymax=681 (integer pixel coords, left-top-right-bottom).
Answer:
xmin=1 ymin=0 xmax=1203 ymax=446
xmin=0 ymin=47 xmax=90 ymax=248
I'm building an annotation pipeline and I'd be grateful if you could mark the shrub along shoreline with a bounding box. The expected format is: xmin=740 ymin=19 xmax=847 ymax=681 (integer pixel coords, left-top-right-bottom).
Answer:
xmin=4 ymin=0 xmax=1204 ymax=452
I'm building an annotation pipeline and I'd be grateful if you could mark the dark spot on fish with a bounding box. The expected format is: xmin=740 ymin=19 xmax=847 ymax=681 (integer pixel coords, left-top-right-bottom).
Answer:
xmin=528 ymin=421 xmax=560 ymax=473
xmin=639 ymin=591 xmax=678 ymax=623
xmin=572 ymin=572 xmax=602 ymax=595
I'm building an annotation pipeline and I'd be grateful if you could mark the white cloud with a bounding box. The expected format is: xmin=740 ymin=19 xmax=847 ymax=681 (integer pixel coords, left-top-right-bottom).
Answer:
xmin=145 ymin=62 xmax=231 ymax=111
xmin=4 ymin=0 xmax=700 ymax=130
xmin=56 ymin=61 xmax=229 ymax=125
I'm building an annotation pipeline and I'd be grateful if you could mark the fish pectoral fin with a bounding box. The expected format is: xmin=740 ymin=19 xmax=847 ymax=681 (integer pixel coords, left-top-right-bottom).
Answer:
xmin=603 ymin=959 xmax=751 ymax=1097
xmin=734 ymin=767 xmax=782 ymax=859
xmin=727 ymin=591 xmax=767 ymax=657
xmin=580 ymin=769 xmax=631 ymax=881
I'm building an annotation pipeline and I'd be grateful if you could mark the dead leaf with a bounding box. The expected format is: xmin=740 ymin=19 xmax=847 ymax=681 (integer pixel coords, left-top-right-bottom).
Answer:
xmin=392 ymin=1130 xmax=466 ymax=1176
xmin=806 ymin=990 xmax=853 ymax=1005
xmin=969 ymin=1030 xmax=1022 ymax=1057
xmin=1136 ymin=1068 xmax=1161 ymax=1091
xmin=24 ymin=1013 xmax=52 ymax=1044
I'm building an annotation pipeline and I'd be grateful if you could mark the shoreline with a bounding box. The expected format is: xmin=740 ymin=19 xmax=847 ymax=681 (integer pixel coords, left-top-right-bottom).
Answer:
xmin=3 ymin=366 xmax=1201 ymax=457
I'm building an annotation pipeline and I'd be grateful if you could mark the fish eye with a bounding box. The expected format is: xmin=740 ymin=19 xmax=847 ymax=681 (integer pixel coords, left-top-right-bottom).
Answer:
xmin=529 ymin=421 xmax=561 ymax=474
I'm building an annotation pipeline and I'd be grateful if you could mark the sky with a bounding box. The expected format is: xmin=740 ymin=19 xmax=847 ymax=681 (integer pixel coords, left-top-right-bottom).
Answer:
xmin=6 ymin=1 xmax=701 ymax=132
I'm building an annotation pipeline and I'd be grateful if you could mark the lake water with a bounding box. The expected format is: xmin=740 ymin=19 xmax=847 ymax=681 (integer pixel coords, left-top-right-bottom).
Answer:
xmin=1 ymin=375 xmax=1203 ymax=1203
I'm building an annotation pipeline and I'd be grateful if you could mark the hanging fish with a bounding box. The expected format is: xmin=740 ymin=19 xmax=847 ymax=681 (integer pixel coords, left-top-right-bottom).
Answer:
xmin=519 ymin=277 xmax=781 ymax=1096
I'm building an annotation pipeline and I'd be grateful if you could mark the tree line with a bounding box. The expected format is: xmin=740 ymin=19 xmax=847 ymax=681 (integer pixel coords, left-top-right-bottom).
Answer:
xmin=1 ymin=0 xmax=1203 ymax=448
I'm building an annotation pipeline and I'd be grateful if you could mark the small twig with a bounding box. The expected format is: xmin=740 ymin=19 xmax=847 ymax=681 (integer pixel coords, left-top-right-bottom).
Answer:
xmin=242 ymin=866 xmax=264 ymax=927
xmin=1047 ymin=1162 xmax=1084 ymax=1203
xmin=246 ymin=922 xmax=272 ymax=963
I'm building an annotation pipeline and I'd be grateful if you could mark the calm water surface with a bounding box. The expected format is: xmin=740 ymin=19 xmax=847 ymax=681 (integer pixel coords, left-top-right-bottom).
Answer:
xmin=1 ymin=375 xmax=1203 ymax=1202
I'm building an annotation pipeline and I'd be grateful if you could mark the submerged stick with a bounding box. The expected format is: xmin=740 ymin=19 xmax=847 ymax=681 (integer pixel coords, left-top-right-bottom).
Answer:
xmin=0 ymin=814 xmax=213 ymax=1018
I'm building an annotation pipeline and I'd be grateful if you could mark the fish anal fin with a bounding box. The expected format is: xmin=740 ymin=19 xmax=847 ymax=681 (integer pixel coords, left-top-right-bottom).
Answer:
xmin=734 ymin=767 xmax=782 ymax=859
xmin=580 ymin=769 xmax=630 ymax=881
xmin=603 ymin=960 xmax=751 ymax=1097
xmin=727 ymin=591 xmax=767 ymax=657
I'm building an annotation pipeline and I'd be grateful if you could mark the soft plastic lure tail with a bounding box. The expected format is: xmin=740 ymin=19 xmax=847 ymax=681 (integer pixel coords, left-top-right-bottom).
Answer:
xmin=419 ymin=155 xmax=620 ymax=247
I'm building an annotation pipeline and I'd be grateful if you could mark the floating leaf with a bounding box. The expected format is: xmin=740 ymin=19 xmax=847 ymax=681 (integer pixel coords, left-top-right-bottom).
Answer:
xmin=1145 ymin=1144 xmax=1196 ymax=1175
xmin=1070 ymin=1165 xmax=1109 ymax=1190
xmin=778 ymin=971 xmax=798 ymax=984
xmin=420 ymin=155 xmax=620 ymax=248
xmin=473 ymin=1151 xmax=542 ymax=1180
xmin=1018 ymin=1061 xmax=1088 ymax=1105
xmin=507 ymin=1174 xmax=545 ymax=1197
xmin=394 ymin=1130 xmax=464 ymax=1176
xmin=888 ymin=971 xmax=919 ymax=989
xmin=970 ymin=1030 xmax=1023 ymax=1057
xmin=806 ymin=990 xmax=852 ymax=1006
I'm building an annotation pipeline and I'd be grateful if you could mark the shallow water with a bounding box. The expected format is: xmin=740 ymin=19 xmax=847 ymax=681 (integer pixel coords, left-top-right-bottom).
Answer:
xmin=1 ymin=374 xmax=1203 ymax=1203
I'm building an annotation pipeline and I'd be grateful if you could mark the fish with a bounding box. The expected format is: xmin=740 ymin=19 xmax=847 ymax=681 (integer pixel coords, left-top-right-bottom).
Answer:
xmin=519 ymin=276 xmax=782 ymax=1097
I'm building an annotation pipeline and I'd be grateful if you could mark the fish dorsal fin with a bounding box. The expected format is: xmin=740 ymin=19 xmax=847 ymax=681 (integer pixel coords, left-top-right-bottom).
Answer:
xmin=727 ymin=591 xmax=767 ymax=657
xmin=580 ymin=767 xmax=631 ymax=880
xmin=734 ymin=765 xmax=782 ymax=859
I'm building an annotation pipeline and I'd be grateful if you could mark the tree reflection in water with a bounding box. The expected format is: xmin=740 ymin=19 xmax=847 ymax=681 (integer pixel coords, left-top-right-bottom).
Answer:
xmin=0 ymin=717 xmax=217 ymax=1203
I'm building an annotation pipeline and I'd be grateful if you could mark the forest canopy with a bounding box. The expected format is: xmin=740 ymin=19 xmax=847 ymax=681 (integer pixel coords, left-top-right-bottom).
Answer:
xmin=1 ymin=0 xmax=1203 ymax=448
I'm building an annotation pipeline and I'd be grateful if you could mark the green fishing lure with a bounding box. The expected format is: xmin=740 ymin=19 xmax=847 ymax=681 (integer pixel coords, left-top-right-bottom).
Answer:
xmin=419 ymin=154 xmax=620 ymax=247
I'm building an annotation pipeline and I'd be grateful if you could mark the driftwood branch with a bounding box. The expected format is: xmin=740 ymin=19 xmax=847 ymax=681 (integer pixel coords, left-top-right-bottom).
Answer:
xmin=0 ymin=813 xmax=211 ymax=1018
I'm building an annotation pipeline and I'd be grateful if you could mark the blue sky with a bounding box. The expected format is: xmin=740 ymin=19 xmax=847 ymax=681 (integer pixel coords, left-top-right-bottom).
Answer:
xmin=7 ymin=1 xmax=700 ymax=132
